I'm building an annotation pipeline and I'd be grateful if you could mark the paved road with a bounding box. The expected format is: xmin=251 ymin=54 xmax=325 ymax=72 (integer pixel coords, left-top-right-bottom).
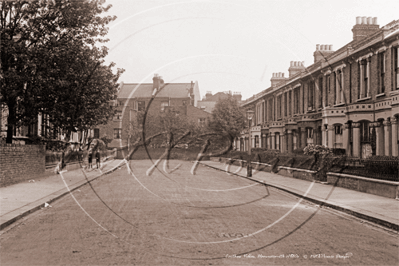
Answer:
xmin=1 ymin=160 xmax=398 ymax=265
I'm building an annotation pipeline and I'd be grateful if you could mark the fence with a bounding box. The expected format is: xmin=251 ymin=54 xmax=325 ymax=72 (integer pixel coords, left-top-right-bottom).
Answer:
xmin=219 ymin=149 xmax=399 ymax=182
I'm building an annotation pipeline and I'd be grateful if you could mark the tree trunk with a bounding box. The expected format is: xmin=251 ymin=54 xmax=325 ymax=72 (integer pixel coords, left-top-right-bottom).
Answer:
xmin=6 ymin=104 xmax=16 ymax=144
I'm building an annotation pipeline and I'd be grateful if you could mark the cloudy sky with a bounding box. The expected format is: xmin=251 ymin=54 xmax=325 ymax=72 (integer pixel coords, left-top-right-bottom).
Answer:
xmin=103 ymin=0 xmax=399 ymax=100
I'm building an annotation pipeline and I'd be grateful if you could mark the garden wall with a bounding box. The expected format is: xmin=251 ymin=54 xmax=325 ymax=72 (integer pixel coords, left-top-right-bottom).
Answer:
xmin=0 ymin=144 xmax=46 ymax=187
xmin=327 ymin=172 xmax=399 ymax=199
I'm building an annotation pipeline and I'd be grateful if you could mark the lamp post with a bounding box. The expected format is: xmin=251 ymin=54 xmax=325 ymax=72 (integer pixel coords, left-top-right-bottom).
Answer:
xmin=246 ymin=110 xmax=254 ymax=177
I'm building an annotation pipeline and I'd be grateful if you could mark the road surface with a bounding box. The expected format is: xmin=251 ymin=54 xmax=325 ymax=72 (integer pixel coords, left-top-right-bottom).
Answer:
xmin=1 ymin=160 xmax=398 ymax=265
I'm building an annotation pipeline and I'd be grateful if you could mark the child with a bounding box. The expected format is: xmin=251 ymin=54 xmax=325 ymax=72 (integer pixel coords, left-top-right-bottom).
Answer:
xmin=95 ymin=151 xmax=100 ymax=169
xmin=88 ymin=152 xmax=93 ymax=169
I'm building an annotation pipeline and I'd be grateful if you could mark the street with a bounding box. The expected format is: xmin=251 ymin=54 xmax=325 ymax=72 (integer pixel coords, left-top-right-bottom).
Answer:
xmin=1 ymin=160 xmax=398 ymax=265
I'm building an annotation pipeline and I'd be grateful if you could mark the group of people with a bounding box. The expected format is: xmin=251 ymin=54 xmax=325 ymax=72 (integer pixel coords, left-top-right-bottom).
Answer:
xmin=88 ymin=151 xmax=101 ymax=169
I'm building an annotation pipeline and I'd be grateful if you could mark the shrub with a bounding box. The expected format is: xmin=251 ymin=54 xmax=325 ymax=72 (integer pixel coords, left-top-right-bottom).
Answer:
xmin=303 ymin=144 xmax=331 ymax=155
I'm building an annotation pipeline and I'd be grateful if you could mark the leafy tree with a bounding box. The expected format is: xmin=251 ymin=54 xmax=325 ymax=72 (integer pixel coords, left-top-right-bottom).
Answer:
xmin=208 ymin=94 xmax=246 ymax=144
xmin=0 ymin=0 xmax=123 ymax=143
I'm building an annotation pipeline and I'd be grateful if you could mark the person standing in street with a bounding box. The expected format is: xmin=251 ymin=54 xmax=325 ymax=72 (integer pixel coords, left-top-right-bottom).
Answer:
xmin=96 ymin=151 xmax=101 ymax=169
xmin=88 ymin=152 xmax=93 ymax=169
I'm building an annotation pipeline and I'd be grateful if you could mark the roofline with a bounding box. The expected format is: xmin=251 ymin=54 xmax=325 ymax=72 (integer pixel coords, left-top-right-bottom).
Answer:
xmin=241 ymin=19 xmax=399 ymax=107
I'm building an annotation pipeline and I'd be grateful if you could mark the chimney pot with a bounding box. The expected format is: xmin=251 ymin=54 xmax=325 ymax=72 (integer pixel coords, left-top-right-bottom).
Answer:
xmin=362 ymin=16 xmax=367 ymax=24
xmin=329 ymin=45 xmax=333 ymax=50
xmin=373 ymin=17 xmax=377 ymax=25
xmin=356 ymin=16 xmax=361 ymax=25
xmin=290 ymin=61 xmax=293 ymax=67
xmin=367 ymin=17 xmax=372 ymax=24
xmin=302 ymin=61 xmax=304 ymax=66
xmin=282 ymin=73 xmax=284 ymax=77
xmin=316 ymin=44 xmax=320 ymax=50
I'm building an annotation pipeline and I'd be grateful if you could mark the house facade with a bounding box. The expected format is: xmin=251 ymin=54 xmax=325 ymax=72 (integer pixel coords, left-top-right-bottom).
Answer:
xmin=0 ymin=104 xmax=87 ymax=145
xmin=97 ymin=74 xmax=209 ymax=148
xmin=238 ymin=17 xmax=399 ymax=158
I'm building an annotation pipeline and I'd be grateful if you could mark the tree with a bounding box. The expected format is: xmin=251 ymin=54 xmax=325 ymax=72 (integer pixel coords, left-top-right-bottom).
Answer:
xmin=208 ymin=94 xmax=246 ymax=147
xmin=1 ymin=0 xmax=122 ymax=143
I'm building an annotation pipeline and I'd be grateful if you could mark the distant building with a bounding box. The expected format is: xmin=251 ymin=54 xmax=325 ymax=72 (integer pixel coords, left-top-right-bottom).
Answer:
xmin=197 ymin=91 xmax=242 ymax=113
xmin=97 ymin=74 xmax=210 ymax=148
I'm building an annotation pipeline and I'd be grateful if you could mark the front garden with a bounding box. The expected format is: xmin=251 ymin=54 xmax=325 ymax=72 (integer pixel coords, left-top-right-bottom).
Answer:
xmin=219 ymin=145 xmax=399 ymax=182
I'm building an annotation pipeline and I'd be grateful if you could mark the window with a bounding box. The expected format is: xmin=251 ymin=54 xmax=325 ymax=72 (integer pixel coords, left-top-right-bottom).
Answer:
xmin=293 ymin=131 xmax=297 ymax=150
xmin=182 ymin=100 xmax=187 ymax=106
xmin=255 ymin=135 xmax=259 ymax=148
xmin=198 ymin=118 xmax=206 ymax=127
xmin=268 ymin=98 xmax=273 ymax=120
xmin=360 ymin=121 xmax=370 ymax=143
xmin=113 ymin=128 xmax=121 ymax=139
xmin=114 ymin=111 xmax=122 ymax=120
xmin=378 ymin=52 xmax=385 ymax=94
xmin=263 ymin=101 xmax=267 ymax=122
xmin=394 ymin=47 xmax=399 ymax=90
xmin=335 ymin=69 xmax=344 ymax=104
xmin=277 ymin=95 xmax=282 ymax=119
xmin=308 ymin=81 xmax=315 ymax=110
xmin=284 ymin=92 xmax=288 ymax=117
xmin=275 ymin=133 xmax=280 ymax=150
xmin=294 ymin=87 xmax=300 ymax=114
xmin=161 ymin=101 xmax=169 ymax=112
xmin=335 ymin=70 xmax=339 ymax=104
xmin=326 ymin=74 xmax=330 ymax=105
xmin=360 ymin=59 xmax=370 ymax=98
xmin=335 ymin=125 xmax=342 ymax=135
xmin=307 ymin=128 xmax=314 ymax=144
xmin=288 ymin=90 xmax=292 ymax=115
xmin=137 ymin=101 xmax=145 ymax=111
xmin=318 ymin=77 xmax=323 ymax=108
xmin=349 ymin=63 xmax=352 ymax=103
xmin=307 ymin=128 xmax=313 ymax=139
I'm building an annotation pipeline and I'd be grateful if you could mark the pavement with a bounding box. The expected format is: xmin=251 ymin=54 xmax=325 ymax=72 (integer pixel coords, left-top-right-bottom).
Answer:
xmin=0 ymin=159 xmax=124 ymax=230
xmin=1 ymin=159 xmax=398 ymax=232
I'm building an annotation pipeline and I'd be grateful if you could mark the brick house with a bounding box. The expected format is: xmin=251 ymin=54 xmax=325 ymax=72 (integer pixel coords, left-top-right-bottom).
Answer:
xmin=97 ymin=74 xmax=210 ymax=148
xmin=239 ymin=17 xmax=399 ymax=158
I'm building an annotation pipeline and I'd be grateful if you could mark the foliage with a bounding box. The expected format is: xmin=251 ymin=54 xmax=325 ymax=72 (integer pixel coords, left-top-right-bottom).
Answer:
xmin=1 ymin=0 xmax=124 ymax=143
xmin=208 ymin=94 xmax=246 ymax=140
xmin=303 ymin=144 xmax=331 ymax=156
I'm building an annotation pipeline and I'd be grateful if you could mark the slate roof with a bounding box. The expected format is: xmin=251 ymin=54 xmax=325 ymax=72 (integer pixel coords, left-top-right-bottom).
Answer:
xmin=118 ymin=83 xmax=193 ymax=99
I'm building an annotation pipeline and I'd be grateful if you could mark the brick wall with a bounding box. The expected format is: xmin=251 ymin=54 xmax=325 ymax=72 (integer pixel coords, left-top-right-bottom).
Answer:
xmin=0 ymin=144 xmax=46 ymax=187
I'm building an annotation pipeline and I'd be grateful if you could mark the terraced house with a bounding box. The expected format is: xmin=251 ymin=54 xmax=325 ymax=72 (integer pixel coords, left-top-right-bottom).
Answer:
xmin=238 ymin=17 xmax=399 ymax=158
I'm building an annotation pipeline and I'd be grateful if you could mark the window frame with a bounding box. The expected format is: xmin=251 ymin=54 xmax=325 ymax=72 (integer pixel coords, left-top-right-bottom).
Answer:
xmin=113 ymin=128 xmax=122 ymax=139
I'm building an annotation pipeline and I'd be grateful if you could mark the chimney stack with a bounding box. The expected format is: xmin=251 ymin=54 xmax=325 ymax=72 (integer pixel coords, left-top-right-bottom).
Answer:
xmin=153 ymin=74 xmax=159 ymax=90
xmin=352 ymin=16 xmax=379 ymax=42
xmin=270 ymin=72 xmax=287 ymax=87
xmin=288 ymin=61 xmax=305 ymax=78
xmin=313 ymin=44 xmax=334 ymax=63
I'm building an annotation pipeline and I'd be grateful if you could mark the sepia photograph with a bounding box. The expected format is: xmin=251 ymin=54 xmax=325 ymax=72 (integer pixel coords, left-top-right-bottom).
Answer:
xmin=1 ymin=0 xmax=398 ymax=265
